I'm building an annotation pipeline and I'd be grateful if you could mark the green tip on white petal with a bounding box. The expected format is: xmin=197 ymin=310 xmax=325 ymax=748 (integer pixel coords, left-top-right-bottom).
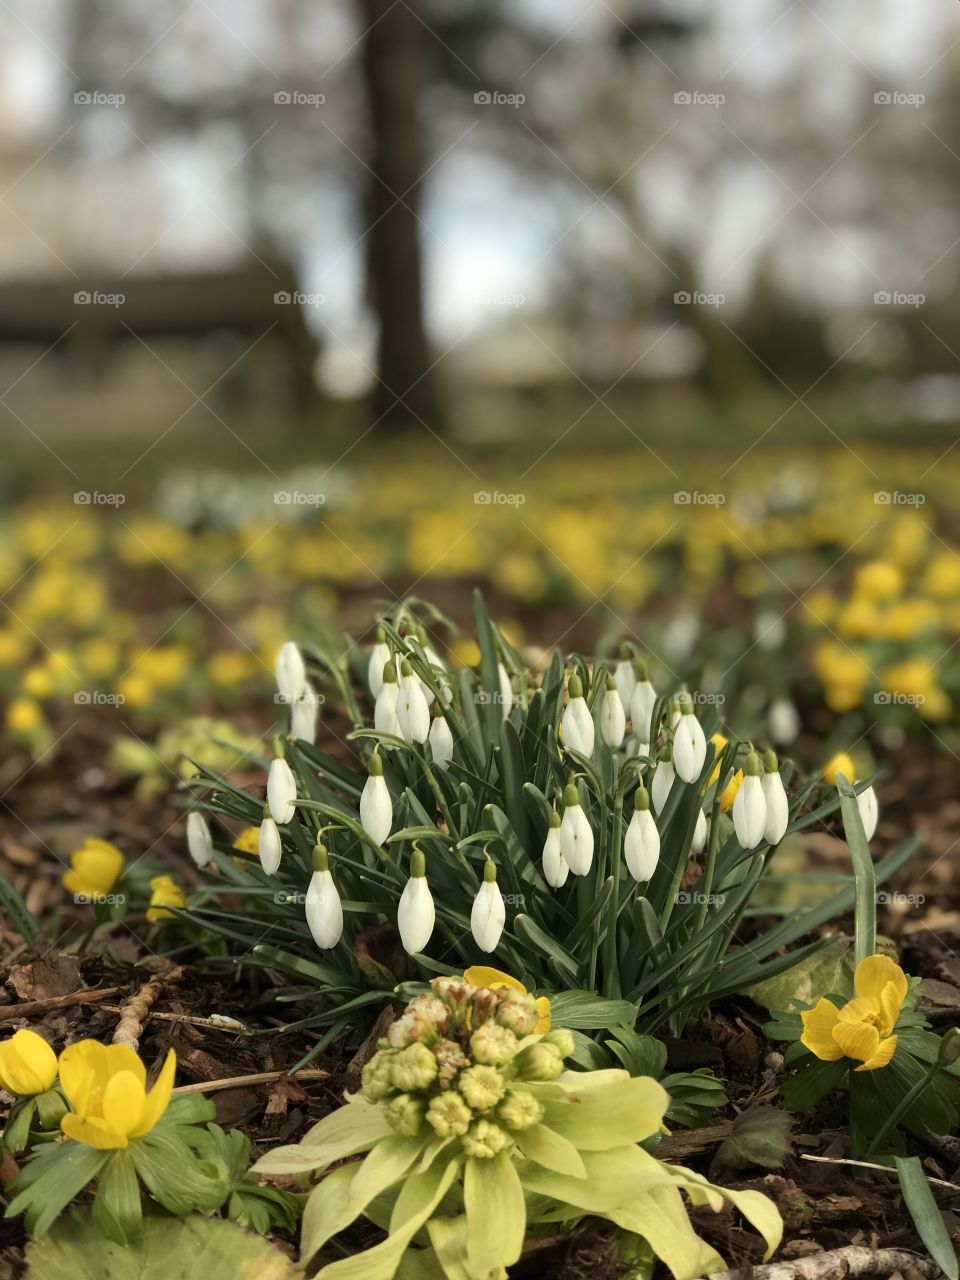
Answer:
xmin=605 ymin=674 xmax=617 ymax=692
xmin=411 ymin=847 xmax=426 ymax=878
xmin=618 ymin=641 xmax=632 ymax=660
xmin=634 ymin=785 xmax=650 ymax=812
xmin=762 ymin=748 xmax=779 ymax=774
xmin=562 ymin=782 xmax=580 ymax=809
xmin=261 ymin=802 xmax=271 ymax=820
xmin=634 ymin=658 xmax=648 ymax=681
xmin=312 ymin=842 xmax=329 ymax=873
xmin=744 ymin=750 xmax=762 ymax=777
xmin=376 ymin=625 xmax=386 ymax=643
xmin=677 ymin=690 xmax=693 ymax=714
xmin=369 ymin=750 xmax=384 ymax=777
xmin=660 ymin=743 xmax=672 ymax=763
xmin=482 ymin=859 xmax=497 ymax=884
xmin=568 ymin=673 xmax=583 ymax=699
xmin=549 ymin=809 xmax=561 ymax=829
xmin=400 ymin=658 xmax=413 ymax=677
xmin=273 ymin=735 xmax=286 ymax=759
xmin=382 ymin=660 xmax=398 ymax=684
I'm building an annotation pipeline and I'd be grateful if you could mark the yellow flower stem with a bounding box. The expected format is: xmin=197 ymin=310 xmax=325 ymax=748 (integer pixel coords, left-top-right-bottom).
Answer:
xmin=864 ymin=1059 xmax=940 ymax=1158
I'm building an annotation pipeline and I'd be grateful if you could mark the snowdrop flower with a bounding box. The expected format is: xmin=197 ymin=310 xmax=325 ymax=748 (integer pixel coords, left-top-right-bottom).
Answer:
xmin=497 ymin=662 xmax=513 ymax=719
xmin=613 ymin=645 xmax=637 ymax=718
xmin=367 ymin=628 xmax=392 ymax=698
xmin=672 ymin=695 xmax=707 ymax=783
xmin=186 ymin=812 xmax=213 ymax=868
xmin=290 ymin=683 xmax=319 ymax=744
xmin=541 ymin=810 xmax=568 ymax=888
xmin=669 ymin=698 xmax=682 ymax=731
xmin=692 ymin=806 xmax=708 ymax=855
xmin=359 ymin=751 xmax=392 ymax=846
xmin=471 ymin=860 xmax=505 ymax=952
xmin=429 ymin=713 xmax=453 ymax=769
xmin=267 ymin=751 xmax=297 ymax=824
xmin=651 ymin=749 xmax=675 ymax=815
xmin=624 ymin=786 xmax=660 ymax=883
xmin=259 ymin=814 xmax=282 ymax=875
xmin=398 ymin=848 xmax=435 ymax=954
xmin=397 ymin=659 xmax=430 ymax=744
xmin=768 ymin=697 xmax=800 ymax=746
xmin=733 ymin=751 xmax=767 ymax=849
xmin=374 ymin=660 xmax=400 ymax=736
xmin=600 ymin=676 xmax=626 ymax=748
xmin=559 ymin=782 xmax=594 ymax=875
xmin=305 ymin=843 xmax=343 ymax=949
xmin=629 ymin=663 xmax=657 ymax=743
xmin=857 ymin=785 xmax=878 ymax=842
xmin=562 ymin=673 xmax=595 ymax=757
xmin=762 ymin=749 xmax=789 ymax=845
xmin=275 ymin=641 xmax=306 ymax=707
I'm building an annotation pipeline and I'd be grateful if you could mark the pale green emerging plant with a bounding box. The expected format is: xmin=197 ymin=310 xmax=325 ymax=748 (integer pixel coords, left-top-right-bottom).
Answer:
xmin=252 ymin=976 xmax=782 ymax=1279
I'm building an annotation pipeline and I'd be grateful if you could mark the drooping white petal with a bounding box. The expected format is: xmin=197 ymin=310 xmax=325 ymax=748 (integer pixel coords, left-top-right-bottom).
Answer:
xmin=258 ymin=817 xmax=282 ymax=874
xmin=374 ymin=682 xmax=400 ymax=736
xmin=768 ymin=697 xmax=800 ymax=745
xmin=614 ymin=660 xmax=637 ymax=717
xmin=562 ymin=696 xmax=595 ymax=757
xmin=186 ymin=812 xmax=213 ymax=868
xmin=762 ymin=772 xmax=789 ymax=844
xmin=857 ymin=784 xmax=878 ymax=842
xmin=471 ymin=880 xmax=506 ymax=952
xmin=559 ymin=803 xmax=594 ymax=875
xmin=397 ymin=673 xmax=430 ymax=743
xmin=275 ymin=641 xmax=307 ymax=706
xmin=651 ymin=760 xmax=675 ymax=814
xmin=397 ymin=876 xmax=435 ymax=954
xmin=542 ymin=824 xmax=569 ymax=888
xmin=360 ymin=773 xmax=393 ymax=846
xmin=429 ymin=715 xmax=454 ymax=768
xmin=601 ymin=689 xmax=626 ymax=748
xmin=267 ymin=757 xmax=297 ymax=824
xmin=497 ymin=663 xmax=513 ymax=719
xmin=305 ymin=868 xmax=343 ymax=949
xmin=368 ymin=642 xmax=392 ymax=697
xmin=673 ymin=713 xmax=707 ymax=783
xmin=733 ymin=774 xmax=767 ymax=849
xmin=692 ymin=807 xmax=708 ymax=855
xmin=630 ymin=680 xmax=657 ymax=741
xmin=624 ymin=809 xmax=660 ymax=883
xmin=291 ymin=683 xmax=319 ymax=744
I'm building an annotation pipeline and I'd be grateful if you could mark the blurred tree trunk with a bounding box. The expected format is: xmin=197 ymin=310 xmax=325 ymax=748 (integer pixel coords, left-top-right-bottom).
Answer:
xmin=358 ymin=0 xmax=445 ymax=431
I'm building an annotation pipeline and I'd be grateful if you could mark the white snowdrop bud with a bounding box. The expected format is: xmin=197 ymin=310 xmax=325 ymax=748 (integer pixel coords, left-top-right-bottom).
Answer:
xmin=398 ymin=848 xmax=435 ymax=954
xmin=275 ymin=641 xmax=307 ymax=706
xmin=291 ymin=683 xmax=319 ymax=744
xmin=614 ymin=646 xmax=637 ymax=717
xmin=733 ymin=752 xmax=767 ymax=849
xmin=305 ymin=844 xmax=343 ymax=949
xmin=672 ymin=695 xmax=707 ymax=783
xmin=471 ymin=860 xmax=505 ymax=952
xmin=559 ymin=782 xmax=594 ymax=875
xmin=562 ymin=673 xmax=595 ymax=757
xmin=651 ymin=752 xmax=676 ymax=814
xmin=429 ymin=713 xmax=454 ymax=769
xmin=267 ymin=753 xmax=297 ymax=824
xmin=397 ymin=660 xmax=430 ymax=744
xmin=857 ymin=784 xmax=878 ymax=842
xmin=768 ymin=697 xmax=800 ymax=746
xmin=762 ymin=750 xmax=789 ymax=845
xmin=601 ymin=676 xmax=626 ymax=748
xmin=624 ymin=787 xmax=660 ymax=883
xmin=259 ymin=815 xmax=282 ymax=874
xmin=692 ymin=806 xmax=708 ymax=855
xmin=359 ymin=752 xmax=392 ymax=845
xmin=374 ymin=660 xmax=401 ymax=736
xmin=498 ymin=662 xmax=513 ymax=719
xmin=368 ymin=629 xmax=392 ymax=698
xmin=186 ymin=812 xmax=213 ymax=868
xmin=542 ymin=810 xmax=569 ymax=888
xmin=630 ymin=665 xmax=657 ymax=742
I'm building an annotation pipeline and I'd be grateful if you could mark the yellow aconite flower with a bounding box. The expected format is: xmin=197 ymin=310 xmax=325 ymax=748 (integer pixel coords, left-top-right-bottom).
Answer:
xmin=801 ymin=955 xmax=907 ymax=1072
xmin=232 ymin=826 xmax=261 ymax=855
xmin=0 ymin=1030 xmax=58 ymax=1096
xmin=822 ymin=752 xmax=856 ymax=786
xmin=6 ymin=698 xmax=42 ymax=735
xmin=63 ymin=837 xmax=124 ymax=900
xmin=59 ymin=1041 xmax=176 ymax=1149
xmin=720 ymin=769 xmax=743 ymax=812
xmin=464 ymin=966 xmax=551 ymax=1033
xmin=146 ymin=875 xmax=186 ymax=923
xmin=854 ymin=560 xmax=903 ymax=602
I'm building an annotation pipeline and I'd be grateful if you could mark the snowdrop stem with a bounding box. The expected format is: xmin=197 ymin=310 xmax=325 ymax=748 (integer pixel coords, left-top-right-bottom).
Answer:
xmin=352 ymin=728 xmax=454 ymax=835
xmin=693 ymin=788 xmax=724 ymax=937
xmin=601 ymin=756 xmax=623 ymax=999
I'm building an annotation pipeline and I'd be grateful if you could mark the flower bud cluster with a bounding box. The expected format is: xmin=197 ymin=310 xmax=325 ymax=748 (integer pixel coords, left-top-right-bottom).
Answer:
xmin=360 ymin=977 xmax=572 ymax=1158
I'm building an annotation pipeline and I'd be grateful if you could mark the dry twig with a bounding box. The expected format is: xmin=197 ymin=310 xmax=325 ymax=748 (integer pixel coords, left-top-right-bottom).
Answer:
xmin=707 ymin=1246 xmax=940 ymax=1280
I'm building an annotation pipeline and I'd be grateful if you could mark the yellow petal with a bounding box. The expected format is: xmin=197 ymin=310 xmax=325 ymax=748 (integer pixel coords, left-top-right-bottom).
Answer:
xmin=800 ymin=998 xmax=843 ymax=1060
xmin=836 ymin=996 xmax=880 ymax=1024
xmin=878 ymin=982 xmax=902 ymax=1038
xmin=101 ymin=1069 xmax=147 ymax=1137
xmin=464 ymin=966 xmax=525 ymax=994
xmin=855 ymin=955 xmax=908 ymax=1006
xmin=831 ymin=1018 xmax=880 ymax=1064
xmin=855 ymin=1034 xmax=897 ymax=1072
xmin=534 ymin=996 xmax=552 ymax=1034
xmin=822 ymin=752 xmax=856 ymax=786
xmin=61 ymin=1112 xmax=129 ymax=1149
xmin=130 ymin=1048 xmax=176 ymax=1136
xmin=0 ymin=1030 xmax=58 ymax=1094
